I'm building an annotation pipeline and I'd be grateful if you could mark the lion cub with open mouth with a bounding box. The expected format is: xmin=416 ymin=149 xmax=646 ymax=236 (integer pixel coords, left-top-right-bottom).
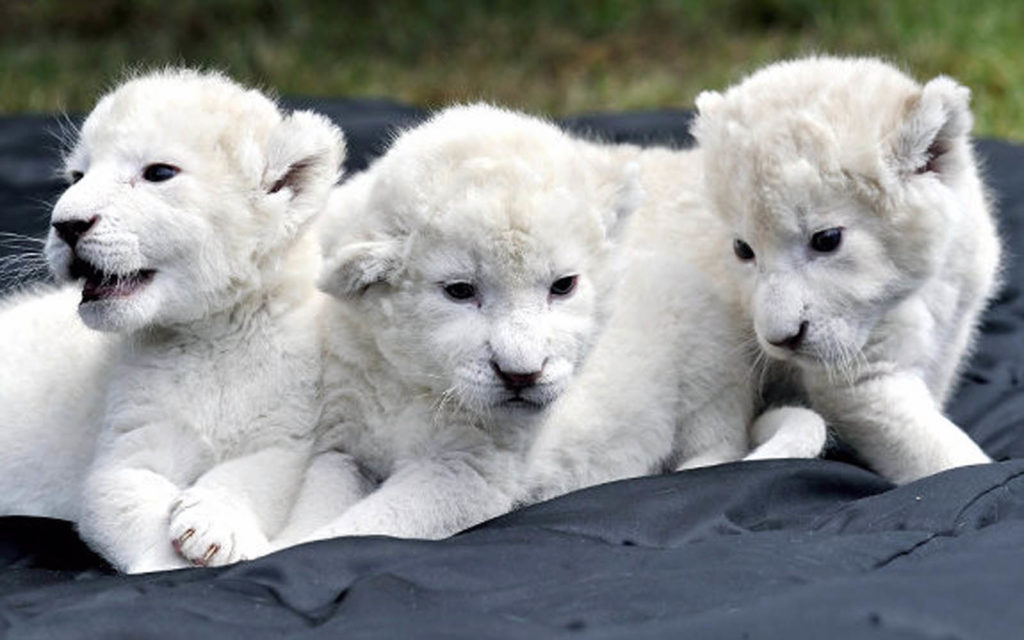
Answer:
xmin=694 ymin=56 xmax=1001 ymax=483
xmin=46 ymin=70 xmax=344 ymax=572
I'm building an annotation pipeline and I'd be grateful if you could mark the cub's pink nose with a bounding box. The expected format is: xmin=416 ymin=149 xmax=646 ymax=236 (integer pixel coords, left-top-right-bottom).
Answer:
xmin=491 ymin=361 xmax=543 ymax=391
xmin=52 ymin=216 xmax=99 ymax=249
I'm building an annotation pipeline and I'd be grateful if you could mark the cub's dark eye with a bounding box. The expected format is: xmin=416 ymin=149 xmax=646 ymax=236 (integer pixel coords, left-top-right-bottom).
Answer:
xmin=443 ymin=282 xmax=477 ymax=302
xmin=68 ymin=170 xmax=84 ymax=184
xmin=733 ymin=239 xmax=756 ymax=262
xmin=810 ymin=227 xmax=843 ymax=253
xmin=142 ymin=163 xmax=180 ymax=183
xmin=549 ymin=275 xmax=578 ymax=298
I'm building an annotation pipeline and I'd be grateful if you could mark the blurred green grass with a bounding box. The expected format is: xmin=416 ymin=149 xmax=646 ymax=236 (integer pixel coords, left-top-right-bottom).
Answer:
xmin=1 ymin=0 xmax=1021 ymax=140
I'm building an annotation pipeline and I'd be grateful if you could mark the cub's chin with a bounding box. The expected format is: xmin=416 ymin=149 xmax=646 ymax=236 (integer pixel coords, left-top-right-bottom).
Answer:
xmin=78 ymin=296 xmax=152 ymax=332
xmin=77 ymin=281 xmax=162 ymax=333
xmin=64 ymin=256 xmax=160 ymax=333
xmin=496 ymin=396 xmax=549 ymax=413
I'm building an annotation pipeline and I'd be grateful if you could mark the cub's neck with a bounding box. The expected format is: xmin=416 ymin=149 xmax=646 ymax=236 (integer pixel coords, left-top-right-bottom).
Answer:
xmin=134 ymin=232 xmax=321 ymax=346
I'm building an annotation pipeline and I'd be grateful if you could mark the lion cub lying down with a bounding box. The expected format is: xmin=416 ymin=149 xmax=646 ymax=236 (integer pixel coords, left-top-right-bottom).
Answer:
xmin=274 ymin=104 xmax=645 ymax=543
xmin=46 ymin=70 xmax=344 ymax=572
xmin=694 ymin=56 xmax=1001 ymax=483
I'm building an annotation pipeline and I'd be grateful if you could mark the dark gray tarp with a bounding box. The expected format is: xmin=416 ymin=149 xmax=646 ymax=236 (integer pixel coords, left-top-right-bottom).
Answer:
xmin=0 ymin=101 xmax=1021 ymax=639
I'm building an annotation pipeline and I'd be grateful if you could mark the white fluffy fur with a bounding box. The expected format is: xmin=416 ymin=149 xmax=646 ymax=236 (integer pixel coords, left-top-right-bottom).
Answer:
xmin=525 ymin=143 xmax=827 ymax=498
xmin=693 ymin=56 xmax=1000 ymax=483
xmin=43 ymin=69 xmax=345 ymax=572
xmin=0 ymin=284 xmax=114 ymax=520
xmin=278 ymin=104 xmax=646 ymax=544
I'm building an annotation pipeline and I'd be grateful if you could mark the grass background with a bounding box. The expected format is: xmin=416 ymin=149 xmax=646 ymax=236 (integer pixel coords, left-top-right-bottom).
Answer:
xmin=1 ymin=0 xmax=1021 ymax=140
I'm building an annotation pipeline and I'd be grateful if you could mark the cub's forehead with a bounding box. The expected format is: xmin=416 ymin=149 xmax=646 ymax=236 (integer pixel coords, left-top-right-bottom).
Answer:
xmin=71 ymin=71 xmax=281 ymax=162
xmin=412 ymin=221 xmax=597 ymax=284
xmin=381 ymin=104 xmax=590 ymax=193
xmin=703 ymin=132 xmax=866 ymax=240
xmin=700 ymin=58 xmax=922 ymax=190
xmin=707 ymin=57 xmax=920 ymax=130
xmin=412 ymin=163 xmax=608 ymax=275
xmin=360 ymin=104 xmax=619 ymax=280
xmin=371 ymin=109 xmax=610 ymax=243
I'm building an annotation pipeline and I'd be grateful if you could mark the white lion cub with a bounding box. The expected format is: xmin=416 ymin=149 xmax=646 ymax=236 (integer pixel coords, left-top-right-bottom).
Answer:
xmin=693 ymin=56 xmax=1001 ymax=483
xmin=46 ymin=69 xmax=344 ymax=572
xmin=281 ymin=104 xmax=644 ymax=543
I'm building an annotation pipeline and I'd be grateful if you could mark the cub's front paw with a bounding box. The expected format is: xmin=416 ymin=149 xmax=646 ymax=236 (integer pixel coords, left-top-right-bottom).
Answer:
xmin=169 ymin=486 xmax=270 ymax=567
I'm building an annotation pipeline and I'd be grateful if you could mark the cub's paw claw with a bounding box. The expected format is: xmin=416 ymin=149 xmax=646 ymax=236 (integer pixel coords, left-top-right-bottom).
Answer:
xmin=186 ymin=543 xmax=222 ymax=567
xmin=172 ymin=527 xmax=195 ymax=553
xmin=202 ymin=543 xmax=220 ymax=566
xmin=169 ymin=487 xmax=270 ymax=567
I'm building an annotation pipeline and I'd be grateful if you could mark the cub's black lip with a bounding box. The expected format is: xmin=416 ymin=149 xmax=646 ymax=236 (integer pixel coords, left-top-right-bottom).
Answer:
xmin=500 ymin=395 xmax=546 ymax=410
xmin=70 ymin=257 xmax=156 ymax=303
xmin=68 ymin=256 xmax=103 ymax=282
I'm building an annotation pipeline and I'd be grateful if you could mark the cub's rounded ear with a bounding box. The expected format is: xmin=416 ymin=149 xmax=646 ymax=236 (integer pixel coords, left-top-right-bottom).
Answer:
xmin=317 ymin=239 xmax=402 ymax=299
xmin=892 ymin=76 xmax=973 ymax=179
xmin=695 ymin=90 xmax=725 ymax=117
xmin=263 ymin=110 xmax=347 ymax=227
xmin=691 ymin=90 xmax=725 ymax=144
xmin=580 ymin=141 xmax=644 ymax=242
xmin=605 ymin=160 xmax=643 ymax=240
